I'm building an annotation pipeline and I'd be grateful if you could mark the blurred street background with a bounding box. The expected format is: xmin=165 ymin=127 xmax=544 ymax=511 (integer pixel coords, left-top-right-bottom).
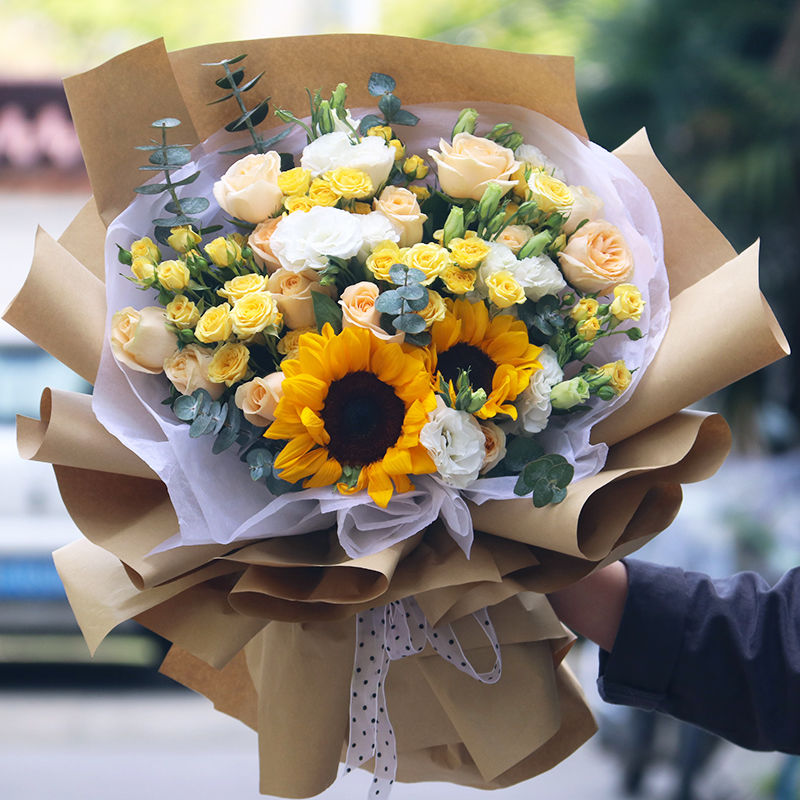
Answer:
xmin=1 ymin=1 xmax=799 ymax=799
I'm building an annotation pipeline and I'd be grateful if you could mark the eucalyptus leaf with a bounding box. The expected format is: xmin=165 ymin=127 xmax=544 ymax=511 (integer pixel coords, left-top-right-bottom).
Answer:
xmin=368 ymin=72 xmax=396 ymax=96
xmin=375 ymin=290 xmax=404 ymax=315
xmin=504 ymin=436 xmax=544 ymax=472
xmin=311 ymin=290 xmax=343 ymax=334
xmin=246 ymin=448 xmax=273 ymax=481
xmin=237 ymin=72 xmax=265 ymax=93
xmin=266 ymin=467 xmax=304 ymax=496
xmin=396 ymin=283 xmax=426 ymax=302
xmin=134 ymin=183 xmax=168 ymax=195
xmin=378 ymin=93 xmax=401 ymax=119
xmin=152 ymin=215 xmax=201 ymax=228
xmin=394 ymin=313 xmax=427 ymax=334
xmin=405 ymin=294 xmax=429 ymax=312
xmin=550 ymin=486 xmax=568 ymax=505
xmin=208 ymin=91 xmax=237 ymax=106
xmin=202 ymin=54 xmax=247 ymax=67
xmin=173 ymin=394 xmax=201 ymax=421
xmin=164 ymin=197 xmax=209 ymax=215
xmin=404 ymin=330 xmax=432 ymax=348
xmin=215 ymin=69 xmax=245 ymax=89
xmin=513 ymin=472 xmax=533 ymax=497
xmin=405 ymin=267 xmax=426 ymax=284
xmin=172 ymin=171 xmax=202 ymax=187
xmin=225 ymin=99 xmax=270 ymax=132
xmin=532 ymin=480 xmax=554 ymax=508
xmin=391 ymin=108 xmax=420 ymax=127
xmin=189 ymin=413 xmax=218 ymax=438
xmin=152 ymin=117 xmax=181 ymax=128
xmin=148 ymin=147 xmax=191 ymax=167
xmin=358 ymin=114 xmax=385 ymax=135
xmin=388 ymin=264 xmax=408 ymax=285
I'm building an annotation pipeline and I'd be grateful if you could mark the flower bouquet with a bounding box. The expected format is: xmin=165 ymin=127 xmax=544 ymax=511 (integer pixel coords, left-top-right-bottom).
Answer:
xmin=5 ymin=35 xmax=789 ymax=797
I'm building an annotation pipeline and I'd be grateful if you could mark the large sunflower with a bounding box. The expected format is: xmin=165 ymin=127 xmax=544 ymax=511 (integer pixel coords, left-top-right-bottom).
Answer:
xmin=265 ymin=324 xmax=437 ymax=507
xmin=428 ymin=298 xmax=542 ymax=419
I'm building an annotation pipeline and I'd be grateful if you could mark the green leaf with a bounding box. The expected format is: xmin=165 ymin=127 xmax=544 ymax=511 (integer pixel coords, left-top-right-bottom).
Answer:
xmin=368 ymin=72 xmax=396 ymax=96
xmin=375 ymin=290 xmax=404 ymax=315
xmin=208 ymin=91 xmax=238 ymax=106
xmin=378 ymin=93 xmax=401 ymax=120
xmin=504 ymin=436 xmax=544 ymax=472
xmin=394 ymin=313 xmax=427 ymax=334
xmin=311 ymin=290 xmax=343 ymax=334
xmin=625 ymin=327 xmax=644 ymax=340
xmin=152 ymin=117 xmax=181 ymax=128
xmin=391 ymin=108 xmax=420 ymax=127
xmin=513 ymin=471 xmax=533 ymax=496
xmin=212 ymin=401 xmax=241 ymax=454
xmin=550 ymin=486 xmax=568 ymax=505
xmin=266 ymin=465 xmax=304 ymax=496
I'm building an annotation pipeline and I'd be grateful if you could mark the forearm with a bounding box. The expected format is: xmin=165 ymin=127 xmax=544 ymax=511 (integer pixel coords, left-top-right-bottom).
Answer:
xmin=547 ymin=560 xmax=629 ymax=652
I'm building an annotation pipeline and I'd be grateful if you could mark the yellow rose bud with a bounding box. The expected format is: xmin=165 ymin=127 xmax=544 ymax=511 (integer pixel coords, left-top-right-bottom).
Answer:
xmin=402 ymin=155 xmax=429 ymax=180
xmin=527 ymin=171 xmax=573 ymax=215
xmin=403 ymin=242 xmax=451 ymax=286
xmin=388 ymin=139 xmax=405 ymax=161
xmin=511 ymin=163 xmax=530 ymax=199
xmin=230 ymin=292 xmax=283 ymax=338
xmin=165 ymin=295 xmax=200 ymax=329
xmin=353 ymin=202 xmax=372 ymax=215
xmin=440 ymin=264 xmax=477 ymax=295
xmin=418 ymin=289 xmax=447 ymax=328
xmin=157 ymin=259 xmax=191 ymax=291
xmin=195 ymin=303 xmax=233 ymax=343
xmin=448 ymin=237 xmax=491 ymax=270
xmin=277 ymin=167 xmax=312 ymax=197
xmin=366 ymin=125 xmax=393 ymax=141
xmin=277 ymin=326 xmax=316 ymax=361
xmin=208 ymin=342 xmax=250 ymax=386
xmin=366 ymin=241 xmax=406 ymax=282
xmin=167 ymin=225 xmax=201 ymax=254
xmin=598 ymin=360 xmax=632 ymax=394
xmin=205 ymin=236 xmax=242 ymax=268
xmin=131 ymin=236 xmax=160 ymax=264
xmin=307 ymin=178 xmax=340 ymax=207
xmin=407 ymin=185 xmax=431 ymax=203
xmin=217 ymin=273 xmax=268 ymax=303
xmin=131 ymin=257 xmax=156 ymax=283
xmin=610 ymin=283 xmax=645 ymax=321
xmin=576 ymin=316 xmax=601 ymax=341
xmin=485 ymin=270 xmax=526 ymax=308
xmin=324 ymin=167 xmax=374 ymax=199
xmin=570 ymin=297 xmax=599 ymax=323
xmin=284 ymin=195 xmax=316 ymax=214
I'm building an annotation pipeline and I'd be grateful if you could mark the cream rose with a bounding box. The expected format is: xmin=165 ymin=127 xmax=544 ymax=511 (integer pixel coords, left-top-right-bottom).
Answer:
xmin=248 ymin=216 xmax=283 ymax=272
xmin=479 ymin=421 xmax=507 ymax=474
xmin=495 ymin=224 xmax=533 ymax=255
xmin=234 ymin=373 xmax=285 ymax=427
xmin=428 ymin=132 xmax=519 ymax=201
xmin=558 ymin=220 xmax=635 ymax=293
xmin=563 ymin=185 xmax=604 ymax=234
xmin=372 ymin=186 xmax=427 ymax=247
xmin=268 ymin=268 xmax=336 ymax=330
xmin=110 ymin=306 xmax=176 ymax=374
xmin=163 ymin=344 xmax=223 ymax=400
xmin=339 ymin=282 xmax=404 ymax=343
xmin=213 ymin=151 xmax=283 ymax=224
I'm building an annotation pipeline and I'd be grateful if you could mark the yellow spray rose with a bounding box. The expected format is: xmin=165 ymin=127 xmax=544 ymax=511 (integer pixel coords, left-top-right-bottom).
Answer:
xmin=495 ymin=224 xmax=533 ymax=255
xmin=388 ymin=139 xmax=405 ymax=161
xmin=407 ymin=185 xmax=431 ymax=203
xmin=165 ymin=295 xmax=200 ymax=329
xmin=307 ymin=178 xmax=340 ymax=207
xmin=324 ymin=167 xmax=374 ymax=199
xmin=205 ymin=235 xmax=243 ymax=268
xmin=366 ymin=125 xmax=393 ymax=141
xmin=277 ymin=167 xmax=312 ymax=197
xmin=167 ymin=225 xmax=201 ymax=254
xmin=418 ymin=289 xmax=447 ymax=328
xmin=402 ymin=155 xmax=429 ymax=180
xmin=277 ymin=326 xmax=316 ymax=361
xmin=570 ymin=297 xmax=599 ymax=323
xmin=131 ymin=257 xmax=156 ymax=283
xmin=576 ymin=316 xmax=601 ymax=341
xmin=402 ymin=242 xmax=451 ymax=286
xmin=610 ymin=283 xmax=645 ymax=321
xmin=527 ymin=171 xmax=574 ymax=215
xmin=440 ymin=264 xmax=477 ymax=295
xmin=366 ymin=241 xmax=406 ymax=282
xmin=208 ymin=342 xmax=250 ymax=386
xmin=195 ymin=303 xmax=233 ymax=343
xmin=217 ymin=273 xmax=268 ymax=303
xmin=597 ymin=360 xmax=632 ymax=394
xmin=448 ymin=237 xmax=491 ymax=270
xmin=131 ymin=236 xmax=160 ymax=264
xmin=284 ymin=195 xmax=317 ymax=214
xmin=485 ymin=271 xmax=526 ymax=308
xmin=230 ymin=292 xmax=283 ymax=338
xmin=157 ymin=259 xmax=191 ymax=291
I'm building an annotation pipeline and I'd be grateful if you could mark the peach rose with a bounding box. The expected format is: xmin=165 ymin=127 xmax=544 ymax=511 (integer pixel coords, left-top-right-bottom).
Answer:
xmin=267 ymin=268 xmax=336 ymax=330
xmin=496 ymin=224 xmax=533 ymax=255
xmin=110 ymin=306 xmax=176 ymax=374
xmin=558 ymin=220 xmax=634 ymax=293
xmin=339 ymin=282 xmax=404 ymax=343
xmin=212 ymin=152 xmax=283 ymax=224
xmin=428 ymin=132 xmax=519 ymax=201
xmin=372 ymin=185 xmax=427 ymax=247
xmin=234 ymin=372 xmax=285 ymax=427
xmin=248 ymin=217 xmax=283 ymax=273
xmin=163 ymin=344 xmax=223 ymax=400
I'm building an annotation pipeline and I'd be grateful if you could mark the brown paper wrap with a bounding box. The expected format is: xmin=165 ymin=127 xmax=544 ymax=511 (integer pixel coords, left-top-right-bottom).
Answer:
xmin=4 ymin=34 xmax=790 ymax=797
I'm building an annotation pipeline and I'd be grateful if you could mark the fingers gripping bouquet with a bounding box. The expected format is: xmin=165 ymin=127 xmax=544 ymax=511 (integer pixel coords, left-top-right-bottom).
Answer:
xmin=6 ymin=36 xmax=788 ymax=799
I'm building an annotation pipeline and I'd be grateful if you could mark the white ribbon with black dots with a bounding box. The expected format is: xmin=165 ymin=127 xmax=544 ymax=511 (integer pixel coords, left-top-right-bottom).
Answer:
xmin=344 ymin=596 xmax=502 ymax=798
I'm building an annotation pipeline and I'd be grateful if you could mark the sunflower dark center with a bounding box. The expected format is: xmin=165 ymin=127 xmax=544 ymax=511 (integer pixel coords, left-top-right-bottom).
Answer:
xmin=436 ymin=343 xmax=496 ymax=393
xmin=321 ymin=371 xmax=405 ymax=466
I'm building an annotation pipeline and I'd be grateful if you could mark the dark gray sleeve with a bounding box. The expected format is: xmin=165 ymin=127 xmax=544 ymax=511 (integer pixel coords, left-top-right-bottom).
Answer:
xmin=597 ymin=559 xmax=800 ymax=753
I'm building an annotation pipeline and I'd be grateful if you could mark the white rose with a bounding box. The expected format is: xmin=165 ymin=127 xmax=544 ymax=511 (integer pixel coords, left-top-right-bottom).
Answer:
xmin=269 ymin=205 xmax=363 ymax=272
xmin=478 ymin=242 xmax=566 ymax=301
xmin=356 ymin=211 xmax=400 ymax=262
xmin=419 ymin=397 xmax=485 ymax=489
xmin=479 ymin=421 xmax=507 ymax=474
xmin=563 ymin=185 xmax=604 ymax=235
xmin=300 ymin=131 xmax=394 ymax=188
xmin=515 ymin=144 xmax=566 ymax=183
xmin=212 ymin=152 xmax=283 ymax=224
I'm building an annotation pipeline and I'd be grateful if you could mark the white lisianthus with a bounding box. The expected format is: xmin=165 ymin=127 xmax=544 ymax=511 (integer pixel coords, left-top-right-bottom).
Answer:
xmin=419 ymin=397 xmax=485 ymax=489
xmin=300 ymin=131 xmax=395 ymax=189
xmin=515 ymin=143 xmax=566 ymax=183
xmin=478 ymin=242 xmax=566 ymax=301
xmin=513 ymin=345 xmax=563 ymax=434
xmin=355 ymin=211 xmax=400 ymax=262
xmin=332 ymin=110 xmax=361 ymax=135
xmin=269 ymin=206 xmax=363 ymax=272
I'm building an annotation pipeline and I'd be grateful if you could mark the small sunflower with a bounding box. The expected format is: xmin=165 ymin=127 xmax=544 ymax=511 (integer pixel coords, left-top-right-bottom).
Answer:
xmin=265 ymin=325 xmax=437 ymax=507
xmin=428 ymin=298 xmax=542 ymax=419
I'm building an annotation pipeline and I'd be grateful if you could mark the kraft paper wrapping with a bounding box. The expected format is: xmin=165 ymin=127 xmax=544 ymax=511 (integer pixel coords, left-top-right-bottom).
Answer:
xmin=3 ymin=34 xmax=791 ymax=797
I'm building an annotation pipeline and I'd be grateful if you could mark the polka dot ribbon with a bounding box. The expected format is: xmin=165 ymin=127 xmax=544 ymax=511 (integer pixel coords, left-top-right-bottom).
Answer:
xmin=344 ymin=596 xmax=502 ymax=798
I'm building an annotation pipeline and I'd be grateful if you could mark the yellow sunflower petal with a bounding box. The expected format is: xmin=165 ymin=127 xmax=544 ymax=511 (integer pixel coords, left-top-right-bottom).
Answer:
xmin=366 ymin=463 xmax=394 ymax=508
xmin=300 ymin=406 xmax=330 ymax=446
xmin=276 ymin=446 xmax=330 ymax=484
xmin=281 ymin=374 xmax=328 ymax=410
xmin=303 ymin=456 xmax=342 ymax=488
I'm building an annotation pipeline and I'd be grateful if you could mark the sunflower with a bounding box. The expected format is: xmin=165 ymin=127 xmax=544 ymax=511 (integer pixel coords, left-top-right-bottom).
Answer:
xmin=428 ymin=298 xmax=542 ymax=419
xmin=264 ymin=324 xmax=437 ymax=507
